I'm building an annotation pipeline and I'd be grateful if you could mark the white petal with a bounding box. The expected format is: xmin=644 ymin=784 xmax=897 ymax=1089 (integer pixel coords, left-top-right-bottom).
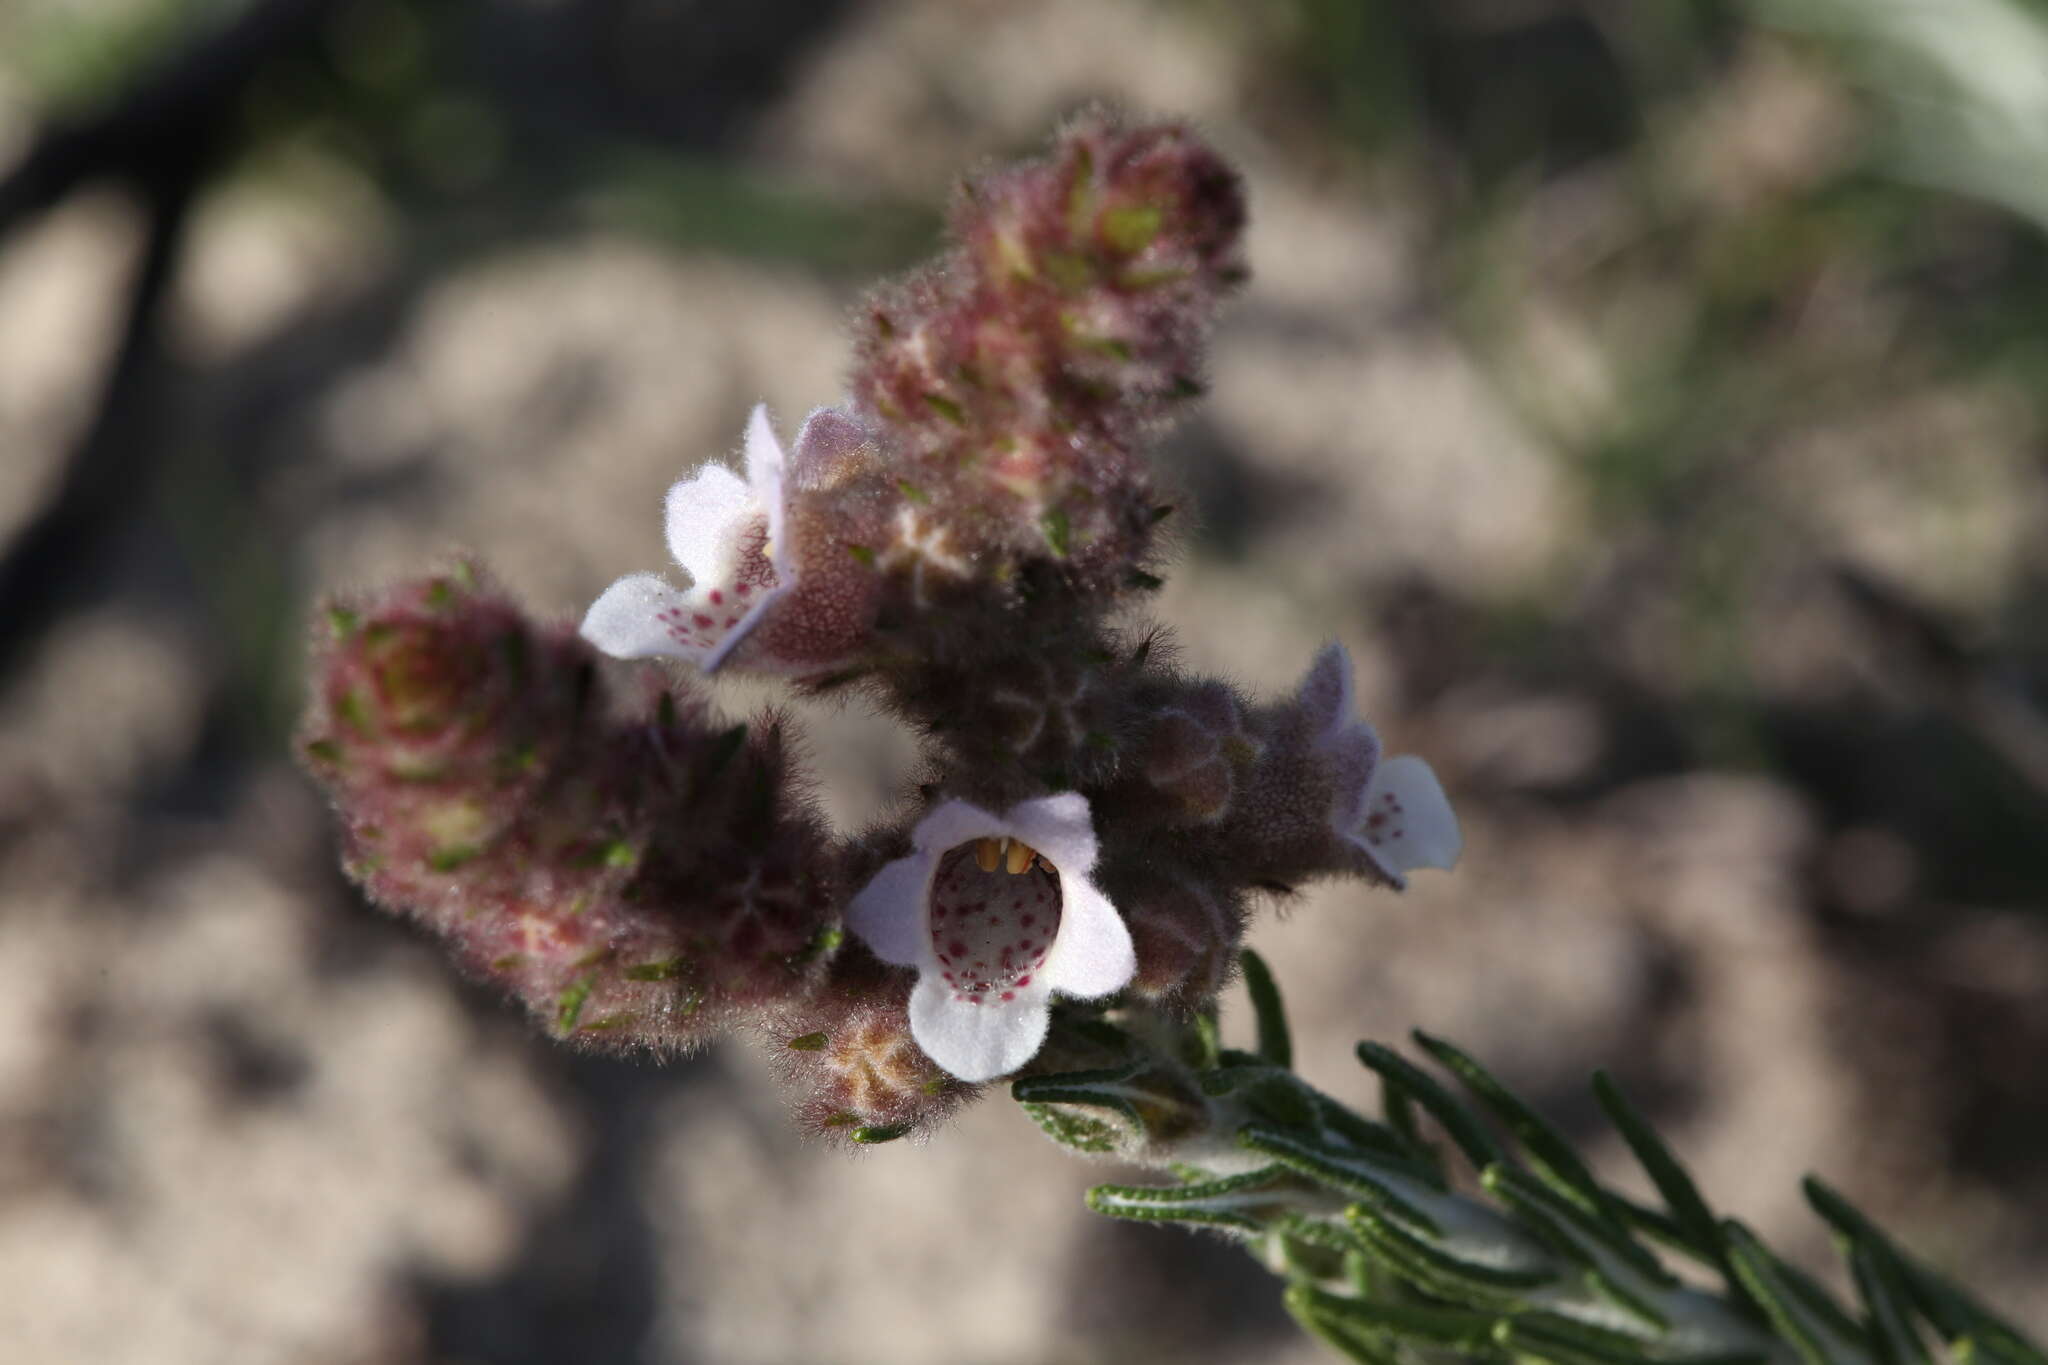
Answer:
xmin=579 ymin=573 xmax=700 ymax=661
xmin=697 ymin=579 xmax=790 ymax=674
xmin=908 ymin=974 xmax=1052 ymax=1082
xmin=844 ymin=855 xmax=934 ymax=968
xmin=1352 ymin=755 xmax=1462 ymax=887
xmin=909 ymin=799 xmax=1010 ymax=857
xmin=1038 ymin=874 xmax=1135 ymax=999
xmin=1001 ymin=792 xmax=1099 ymax=876
xmin=743 ymin=403 xmax=789 ymax=562
xmin=1296 ymin=642 xmax=1357 ymax=739
xmin=664 ymin=463 xmax=753 ymax=587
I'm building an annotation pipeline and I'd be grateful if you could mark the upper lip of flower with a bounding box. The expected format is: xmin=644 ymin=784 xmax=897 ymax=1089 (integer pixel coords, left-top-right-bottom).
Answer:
xmin=843 ymin=793 xmax=1135 ymax=1083
xmin=1297 ymin=643 xmax=1463 ymax=889
xmin=577 ymin=403 xmax=794 ymax=673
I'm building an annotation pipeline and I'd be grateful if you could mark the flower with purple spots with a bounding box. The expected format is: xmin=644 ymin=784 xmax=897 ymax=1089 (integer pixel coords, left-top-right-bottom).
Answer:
xmin=1296 ymin=643 xmax=1463 ymax=887
xmin=580 ymin=403 xmax=797 ymax=673
xmin=844 ymin=794 xmax=1135 ymax=1082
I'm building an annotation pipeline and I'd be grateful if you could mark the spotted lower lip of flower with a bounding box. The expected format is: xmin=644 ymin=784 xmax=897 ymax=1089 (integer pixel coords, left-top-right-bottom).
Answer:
xmin=579 ymin=403 xmax=794 ymax=673
xmin=844 ymin=793 xmax=1135 ymax=1083
xmin=1296 ymin=643 xmax=1463 ymax=888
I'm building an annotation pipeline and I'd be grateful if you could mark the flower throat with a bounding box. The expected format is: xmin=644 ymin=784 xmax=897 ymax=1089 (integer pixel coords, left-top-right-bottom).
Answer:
xmin=929 ymin=839 xmax=1061 ymax=1003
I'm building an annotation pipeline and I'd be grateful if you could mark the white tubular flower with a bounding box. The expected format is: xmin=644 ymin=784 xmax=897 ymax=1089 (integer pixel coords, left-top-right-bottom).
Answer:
xmin=1296 ymin=643 xmax=1463 ymax=888
xmin=845 ymin=794 xmax=1135 ymax=1083
xmin=580 ymin=403 xmax=794 ymax=673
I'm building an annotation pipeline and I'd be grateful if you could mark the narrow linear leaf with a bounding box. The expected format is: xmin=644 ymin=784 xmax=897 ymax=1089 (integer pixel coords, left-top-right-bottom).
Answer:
xmin=1593 ymin=1070 xmax=1731 ymax=1276
xmin=1349 ymin=1203 xmax=1558 ymax=1310
xmin=1484 ymin=1163 xmax=1675 ymax=1289
xmin=1417 ymin=1031 xmax=1613 ymax=1222
xmin=1191 ymin=1009 xmax=1221 ymax=1071
xmin=1271 ymin=1211 xmax=1364 ymax=1255
xmin=1848 ymin=1242 xmax=1935 ymax=1365
xmin=1011 ymin=1062 xmax=1149 ymax=1129
xmin=1020 ymin=1102 xmax=1119 ymax=1153
xmin=1313 ymin=1094 xmax=1446 ymax=1188
xmin=1607 ymin=1190 xmax=1714 ymax=1266
xmin=1282 ymin=1286 xmax=1406 ymax=1365
xmin=1358 ymin=1040 xmax=1506 ymax=1173
xmin=1284 ymin=1284 xmax=1497 ymax=1354
xmin=1086 ymin=1166 xmax=1296 ymax=1232
xmin=1238 ymin=1124 xmax=1445 ymax=1236
xmin=1494 ymin=1311 xmax=1662 ymax=1365
xmin=1806 ymin=1178 xmax=2047 ymax=1365
xmin=1239 ymin=1072 xmax=1321 ymax=1130
xmin=1240 ymin=948 xmax=1292 ymax=1070
xmin=1378 ymin=1064 xmax=1437 ymax=1173
xmin=1724 ymin=1220 xmax=1854 ymax=1365
xmin=1581 ymin=1264 xmax=1673 ymax=1335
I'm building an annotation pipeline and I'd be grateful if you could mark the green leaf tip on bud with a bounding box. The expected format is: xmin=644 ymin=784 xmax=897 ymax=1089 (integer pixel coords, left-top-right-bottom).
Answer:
xmin=1041 ymin=508 xmax=1070 ymax=558
xmin=1101 ymin=203 xmax=1163 ymax=255
xmin=554 ymin=974 xmax=596 ymax=1035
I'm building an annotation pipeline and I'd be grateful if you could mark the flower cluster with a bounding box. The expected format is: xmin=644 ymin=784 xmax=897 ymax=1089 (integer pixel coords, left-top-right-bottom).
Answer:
xmin=301 ymin=113 xmax=1459 ymax=1140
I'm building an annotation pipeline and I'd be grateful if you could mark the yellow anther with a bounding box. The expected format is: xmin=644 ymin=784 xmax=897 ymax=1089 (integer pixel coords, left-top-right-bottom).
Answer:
xmin=1005 ymin=839 xmax=1037 ymax=875
xmin=975 ymin=838 xmax=1003 ymax=872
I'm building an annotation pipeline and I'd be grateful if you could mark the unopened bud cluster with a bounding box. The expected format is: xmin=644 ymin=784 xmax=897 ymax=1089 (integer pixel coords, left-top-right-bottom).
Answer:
xmin=302 ymin=113 xmax=1459 ymax=1141
xmin=303 ymin=566 xmax=837 ymax=1051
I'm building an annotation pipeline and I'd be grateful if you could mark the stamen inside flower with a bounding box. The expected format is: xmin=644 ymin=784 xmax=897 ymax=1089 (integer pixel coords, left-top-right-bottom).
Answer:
xmin=929 ymin=841 xmax=1061 ymax=1005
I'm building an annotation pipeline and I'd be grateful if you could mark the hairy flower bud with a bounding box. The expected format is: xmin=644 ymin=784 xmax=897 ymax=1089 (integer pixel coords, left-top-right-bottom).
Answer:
xmin=302 ymin=568 xmax=841 ymax=1052
xmin=1129 ymin=678 xmax=1252 ymax=826
xmin=304 ymin=565 xmax=591 ymax=883
xmin=765 ymin=955 xmax=975 ymax=1143
xmin=849 ymin=111 xmax=1247 ymax=598
xmin=1101 ymin=865 xmax=1246 ymax=1005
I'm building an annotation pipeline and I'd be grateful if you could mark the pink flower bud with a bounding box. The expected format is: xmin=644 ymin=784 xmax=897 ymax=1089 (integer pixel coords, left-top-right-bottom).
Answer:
xmin=848 ymin=112 xmax=1246 ymax=596
xmin=1108 ymin=867 xmax=1247 ymax=1005
xmin=1130 ymin=679 xmax=1251 ymax=825
xmin=302 ymin=569 xmax=841 ymax=1052
xmin=765 ymin=955 xmax=975 ymax=1143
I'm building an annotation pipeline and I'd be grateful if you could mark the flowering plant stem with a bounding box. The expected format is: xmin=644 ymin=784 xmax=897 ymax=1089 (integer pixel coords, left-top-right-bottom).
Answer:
xmin=296 ymin=113 xmax=2046 ymax=1362
xmin=1017 ymin=951 xmax=2047 ymax=1365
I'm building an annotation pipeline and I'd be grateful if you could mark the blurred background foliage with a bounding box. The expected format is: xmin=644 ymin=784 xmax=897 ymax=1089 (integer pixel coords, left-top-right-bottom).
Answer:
xmin=0 ymin=2 xmax=2043 ymax=1362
